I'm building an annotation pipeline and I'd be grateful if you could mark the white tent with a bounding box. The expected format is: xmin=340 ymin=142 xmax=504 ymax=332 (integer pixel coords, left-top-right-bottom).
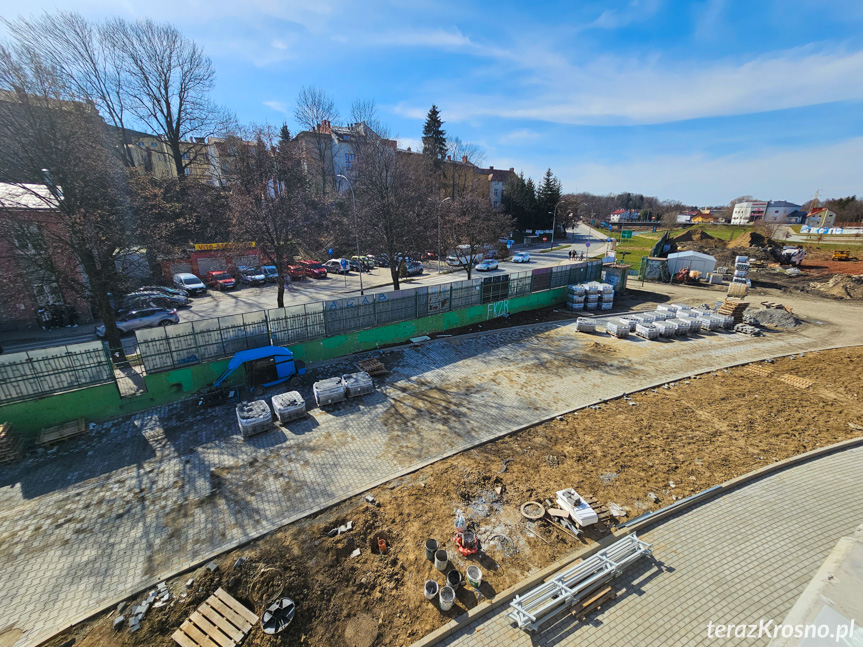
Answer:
xmin=666 ymin=251 xmax=716 ymax=276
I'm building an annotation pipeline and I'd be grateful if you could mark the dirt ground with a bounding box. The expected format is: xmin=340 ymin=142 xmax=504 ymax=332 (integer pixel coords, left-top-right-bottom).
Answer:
xmin=43 ymin=345 xmax=863 ymax=647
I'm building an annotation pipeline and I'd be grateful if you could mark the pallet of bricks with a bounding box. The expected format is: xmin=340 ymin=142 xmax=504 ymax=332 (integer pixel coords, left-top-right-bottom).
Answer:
xmin=0 ymin=423 xmax=21 ymax=465
xmin=567 ymin=281 xmax=614 ymax=312
xmin=718 ymin=299 xmax=749 ymax=324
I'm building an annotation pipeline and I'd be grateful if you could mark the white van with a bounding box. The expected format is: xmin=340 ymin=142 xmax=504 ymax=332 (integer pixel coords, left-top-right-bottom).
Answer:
xmin=173 ymin=272 xmax=207 ymax=296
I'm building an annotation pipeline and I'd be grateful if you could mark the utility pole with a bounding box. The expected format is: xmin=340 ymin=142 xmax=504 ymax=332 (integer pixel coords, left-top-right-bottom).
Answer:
xmin=435 ymin=196 xmax=451 ymax=274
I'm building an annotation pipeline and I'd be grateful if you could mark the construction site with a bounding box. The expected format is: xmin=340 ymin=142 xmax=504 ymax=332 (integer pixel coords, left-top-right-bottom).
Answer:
xmin=2 ymin=239 xmax=863 ymax=647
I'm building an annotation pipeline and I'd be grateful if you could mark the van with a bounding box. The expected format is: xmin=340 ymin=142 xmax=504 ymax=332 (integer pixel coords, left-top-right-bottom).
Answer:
xmin=173 ymin=272 xmax=207 ymax=296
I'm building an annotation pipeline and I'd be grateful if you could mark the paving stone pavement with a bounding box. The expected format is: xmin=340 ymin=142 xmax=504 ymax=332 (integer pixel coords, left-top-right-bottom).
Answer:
xmin=440 ymin=444 xmax=863 ymax=647
xmin=0 ymin=305 xmax=860 ymax=647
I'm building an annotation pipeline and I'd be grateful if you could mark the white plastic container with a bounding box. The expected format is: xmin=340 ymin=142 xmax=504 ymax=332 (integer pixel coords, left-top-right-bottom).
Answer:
xmin=655 ymin=304 xmax=674 ymax=312
xmin=556 ymin=488 xmax=599 ymax=527
xmin=632 ymin=313 xmax=656 ymax=324
xmin=711 ymin=314 xmax=734 ymax=329
xmin=585 ymin=282 xmax=602 ymax=295
xmin=236 ymin=400 xmax=273 ymax=438
xmin=585 ymin=301 xmax=598 ymax=310
xmin=698 ymin=316 xmax=721 ymax=331
xmin=669 ymin=303 xmax=691 ymax=312
xmin=342 ymin=372 xmax=374 ymax=398
xmin=600 ymin=283 xmax=614 ymax=295
xmin=733 ymin=270 xmax=748 ymax=279
xmin=600 ymin=302 xmax=613 ymax=310
xmin=635 ymin=323 xmax=659 ymax=340
xmin=735 ymin=255 xmax=749 ymax=264
xmin=652 ymin=310 xmax=671 ymax=321
xmin=313 ymin=377 xmax=346 ymax=407
xmin=605 ymin=319 xmax=630 ymax=338
xmin=271 ymin=391 xmax=306 ymax=423
xmin=567 ymin=294 xmax=586 ymax=303
xmin=575 ymin=317 xmax=596 ymax=333
xmin=686 ymin=317 xmax=703 ymax=332
xmin=601 ymin=292 xmax=614 ymax=303
xmin=439 ymin=586 xmax=455 ymax=611
xmin=586 ymin=293 xmax=600 ymax=302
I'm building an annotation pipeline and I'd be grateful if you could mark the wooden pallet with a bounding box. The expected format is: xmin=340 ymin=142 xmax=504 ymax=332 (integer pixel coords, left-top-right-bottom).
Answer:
xmin=0 ymin=423 xmax=21 ymax=464
xmin=719 ymin=299 xmax=750 ymax=323
xmin=745 ymin=365 xmax=774 ymax=377
xmin=777 ymin=374 xmax=814 ymax=389
xmin=37 ymin=418 xmax=87 ymax=447
xmin=582 ymin=496 xmax=613 ymax=529
xmin=356 ymin=358 xmax=388 ymax=376
xmin=172 ymin=587 xmax=258 ymax=647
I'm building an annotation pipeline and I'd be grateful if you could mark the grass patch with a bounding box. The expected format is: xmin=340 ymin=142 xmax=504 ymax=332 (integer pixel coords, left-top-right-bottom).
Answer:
xmin=537 ymin=244 xmax=572 ymax=253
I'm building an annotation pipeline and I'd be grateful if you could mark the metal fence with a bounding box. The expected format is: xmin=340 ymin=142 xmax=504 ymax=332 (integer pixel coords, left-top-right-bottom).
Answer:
xmin=0 ymin=341 xmax=114 ymax=404
xmin=136 ymin=260 xmax=601 ymax=375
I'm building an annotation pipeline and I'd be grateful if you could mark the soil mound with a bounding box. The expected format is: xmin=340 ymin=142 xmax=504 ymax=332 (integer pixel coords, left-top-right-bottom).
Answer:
xmin=809 ymin=274 xmax=863 ymax=299
xmin=749 ymin=308 xmax=802 ymax=328
xmin=673 ymin=228 xmax=725 ymax=247
xmin=728 ymin=231 xmax=769 ymax=248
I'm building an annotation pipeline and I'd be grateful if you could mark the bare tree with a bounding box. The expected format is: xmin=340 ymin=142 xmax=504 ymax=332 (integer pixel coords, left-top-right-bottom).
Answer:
xmin=445 ymin=136 xmax=485 ymax=199
xmin=441 ymin=195 xmax=512 ymax=280
xmin=106 ymin=17 xmax=228 ymax=179
xmin=225 ymin=126 xmax=314 ymax=308
xmin=0 ymin=48 xmax=138 ymax=354
xmin=294 ymin=86 xmax=339 ymax=196
xmin=3 ymin=12 xmax=135 ymax=166
xmin=350 ymin=124 xmax=437 ymax=291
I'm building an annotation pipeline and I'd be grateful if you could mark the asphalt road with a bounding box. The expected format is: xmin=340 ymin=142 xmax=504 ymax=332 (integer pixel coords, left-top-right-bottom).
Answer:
xmin=1 ymin=224 xmax=609 ymax=354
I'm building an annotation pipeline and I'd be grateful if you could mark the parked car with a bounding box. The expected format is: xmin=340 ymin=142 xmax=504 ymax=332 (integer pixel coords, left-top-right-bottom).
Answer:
xmin=475 ymin=259 xmax=499 ymax=271
xmin=261 ymin=265 xmax=279 ymax=282
xmin=121 ymin=291 xmax=190 ymax=312
xmin=96 ymin=307 xmax=179 ymax=337
xmin=511 ymin=251 xmax=531 ymax=263
xmin=351 ymin=255 xmax=374 ymax=271
xmin=235 ymin=265 xmax=267 ymax=286
xmin=372 ymin=253 xmax=390 ymax=267
xmin=173 ymin=272 xmax=207 ymax=296
xmin=298 ymin=260 xmax=327 ymax=278
xmin=137 ymin=285 xmax=189 ymax=298
xmin=420 ymin=251 xmax=437 ymax=261
xmin=205 ymin=270 xmax=237 ymax=291
xmin=347 ymin=258 xmax=362 ymax=272
xmin=406 ymin=261 xmax=424 ymax=276
xmin=287 ymin=264 xmax=306 ymax=280
xmin=323 ymin=258 xmax=351 ymax=274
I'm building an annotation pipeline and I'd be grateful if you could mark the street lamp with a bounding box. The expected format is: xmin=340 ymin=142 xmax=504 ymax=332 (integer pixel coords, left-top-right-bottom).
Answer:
xmin=549 ymin=199 xmax=566 ymax=250
xmin=435 ymin=197 xmax=451 ymax=274
xmin=337 ymin=173 xmax=363 ymax=296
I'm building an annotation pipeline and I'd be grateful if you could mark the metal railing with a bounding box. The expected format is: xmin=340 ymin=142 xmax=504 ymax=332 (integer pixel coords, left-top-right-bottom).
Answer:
xmin=135 ymin=261 xmax=601 ymax=375
xmin=0 ymin=342 xmax=114 ymax=404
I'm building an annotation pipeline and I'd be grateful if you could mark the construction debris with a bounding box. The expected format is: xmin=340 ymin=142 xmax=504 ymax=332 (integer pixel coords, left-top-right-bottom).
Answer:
xmin=357 ymin=358 xmax=388 ymax=376
xmin=718 ymin=299 xmax=749 ymax=324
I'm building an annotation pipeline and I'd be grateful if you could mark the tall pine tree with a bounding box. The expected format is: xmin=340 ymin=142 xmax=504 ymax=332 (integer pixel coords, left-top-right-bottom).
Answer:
xmin=422 ymin=105 xmax=447 ymax=169
xmin=536 ymin=168 xmax=562 ymax=229
xmin=279 ymin=123 xmax=292 ymax=144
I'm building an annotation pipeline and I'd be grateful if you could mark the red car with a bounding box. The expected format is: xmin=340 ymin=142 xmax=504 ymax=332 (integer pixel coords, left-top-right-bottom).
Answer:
xmin=287 ymin=264 xmax=306 ymax=280
xmin=205 ymin=270 xmax=237 ymax=290
xmin=298 ymin=260 xmax=328 ymax=279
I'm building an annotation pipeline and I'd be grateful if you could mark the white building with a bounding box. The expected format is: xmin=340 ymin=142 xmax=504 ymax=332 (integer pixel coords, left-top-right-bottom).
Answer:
xmin=763 ymin=200 xmax=801 ymax=223
xmin=805 ymin=208 xmax=837 ymax=228
xmin=731 ymin=201 xmax=768 ymax=225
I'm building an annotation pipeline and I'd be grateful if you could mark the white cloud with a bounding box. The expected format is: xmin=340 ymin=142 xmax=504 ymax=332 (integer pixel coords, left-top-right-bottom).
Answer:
xmin=587 ymin=0 xmax=663 ymax=30
xmin=397 ymin=46 xmax=863 ymax=126
xmin=263 ymin=100 xmax=290 ymax=114
xmin=271 ymin=39 xmax=288 ymax=50
xmin=498 ymin=129 xmax=541 ymax=145
xmin=396 ymin=136 xmax=422 ymax=151
xmin=560 ymin=137 xmax=863 ymax=204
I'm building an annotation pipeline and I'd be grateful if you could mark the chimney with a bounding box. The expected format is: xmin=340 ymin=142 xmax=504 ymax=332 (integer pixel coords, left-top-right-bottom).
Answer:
xmin=489 ymin=165 xmax=494 ymax=170
xmin=447 ymin=155 xmax=452 ymax=161
xmin=509 ymin=168 xmax=514 ymax=172
xmin=462 ymin=155 xmax=468 ymax=163
xmin=407 ymin=147 xmax=411 ymax=152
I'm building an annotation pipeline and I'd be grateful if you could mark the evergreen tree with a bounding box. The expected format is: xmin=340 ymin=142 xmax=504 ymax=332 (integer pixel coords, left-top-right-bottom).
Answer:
xmin=279 ymin=123 xmax=292 ymax=144
xmin=421 ymin=105 xmax=447 ymax=168
xmin=536 ymin=168 xmax=562 ymax=229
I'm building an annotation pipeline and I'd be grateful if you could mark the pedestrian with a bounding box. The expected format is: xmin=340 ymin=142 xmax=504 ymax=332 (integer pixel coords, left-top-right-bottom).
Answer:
xmin=284 ymin=273 xmax=294 ymax=293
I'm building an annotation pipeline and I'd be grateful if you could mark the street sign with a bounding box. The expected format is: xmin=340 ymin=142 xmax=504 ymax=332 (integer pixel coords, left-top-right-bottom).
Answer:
xmin=542 ymin=237 xmax=547 ymax=242
xmin=606 ymin=238 xmax=613 ymax=243
xmin=340 ymin=258 xmax=348 ymax=269
xmin=622 ymin=230 xmax=633 ymax=239
xmin=585 ymin=242 xmax=591 ymax=248
xmin=328 ymin=248 xmax=333 ymax=256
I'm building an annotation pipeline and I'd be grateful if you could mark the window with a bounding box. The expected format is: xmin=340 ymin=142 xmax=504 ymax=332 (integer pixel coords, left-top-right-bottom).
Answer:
xmin=345 ymin=153 xmax=356 ymax=170
xmin=494 ymin=188 xmax=499 ymax=197
xmin=182 ymin=152 xmax=190 ymax=160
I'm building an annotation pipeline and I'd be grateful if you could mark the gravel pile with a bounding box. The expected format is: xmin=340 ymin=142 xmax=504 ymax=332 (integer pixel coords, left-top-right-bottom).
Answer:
xmin=749 ymin=308 xmax=802 ymax=328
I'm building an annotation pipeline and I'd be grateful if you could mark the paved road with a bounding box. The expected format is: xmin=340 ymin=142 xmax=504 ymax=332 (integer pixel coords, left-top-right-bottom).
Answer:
xmin=440 ymin=444 xmax=863 ymax=647
xmin=0 ymin=224 xmax=608 ymax=354
xmin=1 ymin=287 xmax=861 ymax=647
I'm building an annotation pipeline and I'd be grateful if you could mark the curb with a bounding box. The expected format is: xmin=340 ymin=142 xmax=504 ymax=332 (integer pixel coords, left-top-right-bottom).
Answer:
xmin=407 ymin=434 xmax=863 ymax=647
xmin=29 ymin=340 xmax=863 ymax=647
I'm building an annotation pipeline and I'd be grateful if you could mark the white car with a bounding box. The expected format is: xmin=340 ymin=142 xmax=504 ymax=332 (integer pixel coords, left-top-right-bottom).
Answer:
xmin=475 ymin=259 xmax=499 ymax=271
xmin=512 ymin=252 xmax=530 ymax=263
xmin=173 ymin=272 xmax=207 ymax=296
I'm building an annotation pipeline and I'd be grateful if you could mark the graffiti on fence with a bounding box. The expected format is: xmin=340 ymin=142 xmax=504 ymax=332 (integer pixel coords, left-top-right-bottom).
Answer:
xmin=487 ymin=300 xmax=510 ymax=320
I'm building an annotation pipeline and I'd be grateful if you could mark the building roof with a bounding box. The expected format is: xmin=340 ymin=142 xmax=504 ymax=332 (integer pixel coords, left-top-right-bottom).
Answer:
xmin=476 ymin=167 xmax=516 ymax=183
xmin=768 ymin=200 xmax=801 ymax=208
xmin=0 ymin=183 xmax=59 ymax=210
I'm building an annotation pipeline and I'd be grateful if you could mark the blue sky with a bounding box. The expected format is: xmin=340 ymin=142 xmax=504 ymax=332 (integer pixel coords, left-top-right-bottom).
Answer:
xmin=2 ymin=0 xmax=862 ymax=205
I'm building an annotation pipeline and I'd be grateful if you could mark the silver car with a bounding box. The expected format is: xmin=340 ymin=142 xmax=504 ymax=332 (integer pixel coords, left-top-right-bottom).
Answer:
xmin=95 ymin=307 xmax=179 ymax=337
